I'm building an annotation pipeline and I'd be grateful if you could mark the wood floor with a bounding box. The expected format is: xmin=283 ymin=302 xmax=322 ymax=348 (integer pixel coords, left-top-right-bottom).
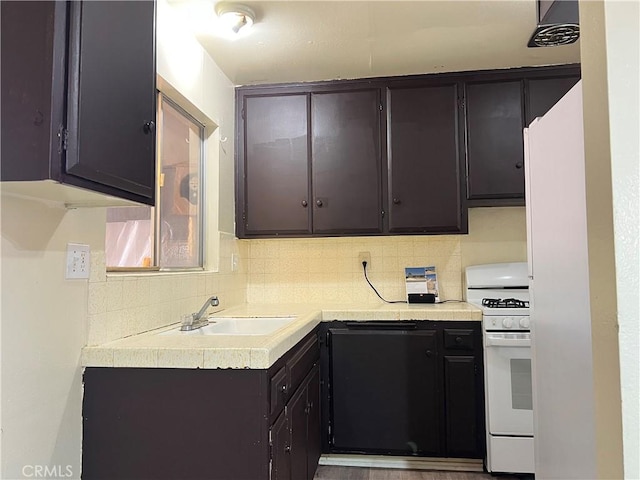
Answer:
xmin=314 ymin=465 xmax=529 ymax=480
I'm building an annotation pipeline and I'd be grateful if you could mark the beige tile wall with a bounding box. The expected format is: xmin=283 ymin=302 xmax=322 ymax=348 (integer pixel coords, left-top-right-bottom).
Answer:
xmin=246 ymin=236 xmax=463 ymax=304
xmin=87 ymin=208 xmax=528 ymax=344
xmin=245 ymin=208 xmax=528 ymax=304
xmin=86 ymin=232 xmax=248 ymax=345
xmin=461 ymin=207 xmax=528 ymax=269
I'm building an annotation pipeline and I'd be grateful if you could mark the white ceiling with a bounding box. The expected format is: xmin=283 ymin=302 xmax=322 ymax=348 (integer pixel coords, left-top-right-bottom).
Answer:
xmin=169 ymin=0 xmax=581 ymax=86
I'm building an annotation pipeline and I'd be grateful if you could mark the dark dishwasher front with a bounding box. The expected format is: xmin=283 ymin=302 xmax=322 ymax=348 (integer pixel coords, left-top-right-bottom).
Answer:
xmin=325 ymin=322 xmax=441 ymax=456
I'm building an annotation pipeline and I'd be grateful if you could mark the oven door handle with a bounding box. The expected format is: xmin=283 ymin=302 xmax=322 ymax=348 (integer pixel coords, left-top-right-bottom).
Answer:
xmin=485 ymin=333 xmax=531 ymax=348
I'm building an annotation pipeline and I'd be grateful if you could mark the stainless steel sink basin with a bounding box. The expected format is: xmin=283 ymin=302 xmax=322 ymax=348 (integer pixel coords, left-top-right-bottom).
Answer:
xmin=159 ymin=316 xmax=297 ymax=336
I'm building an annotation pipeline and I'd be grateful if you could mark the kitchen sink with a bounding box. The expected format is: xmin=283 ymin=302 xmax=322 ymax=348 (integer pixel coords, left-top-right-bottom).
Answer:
xmin=159 ymin=316 xmax=298 ymax=336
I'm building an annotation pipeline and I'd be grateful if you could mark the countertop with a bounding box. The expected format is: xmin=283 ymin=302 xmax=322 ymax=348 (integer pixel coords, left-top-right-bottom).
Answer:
xmin=81 ymin=302 xmax=482 ymax=370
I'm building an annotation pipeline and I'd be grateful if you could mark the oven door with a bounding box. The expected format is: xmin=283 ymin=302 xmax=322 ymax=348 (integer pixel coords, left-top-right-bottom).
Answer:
xmin=485 ymin=331 xmax=534 ymax=436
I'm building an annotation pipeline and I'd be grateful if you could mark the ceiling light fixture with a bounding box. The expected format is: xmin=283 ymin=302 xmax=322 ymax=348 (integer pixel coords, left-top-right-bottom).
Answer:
xmin=215 ymin=2 xmax=255 ymax=36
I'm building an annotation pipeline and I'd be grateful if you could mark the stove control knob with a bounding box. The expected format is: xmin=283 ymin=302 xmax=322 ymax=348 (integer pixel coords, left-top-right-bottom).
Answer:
xmin=519 ymin=317 xmax=530 ymax=329
xmin=502 ymin=317 xmax=514 ymax=328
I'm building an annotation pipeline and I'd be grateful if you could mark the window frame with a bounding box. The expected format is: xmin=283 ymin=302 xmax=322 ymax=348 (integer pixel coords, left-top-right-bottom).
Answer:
xmin=105 ymin=92 xmax=206 ymax=272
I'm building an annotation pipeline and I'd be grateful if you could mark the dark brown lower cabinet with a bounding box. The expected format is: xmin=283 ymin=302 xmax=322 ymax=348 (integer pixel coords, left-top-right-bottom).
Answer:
xmin=444 ymin=355 xmax=481 ymax=457
xmin=320 ymin=321 xmax=484 ymax=459
xmin=82 ymin=329 xmax=320 ymax=480
xmin=271 ymin=407 xmax=292 ymax=480
xmin=305 ymin=368 xmax=322 ymax=478
xmin=273 ymin=365 xmax=321 ymax=480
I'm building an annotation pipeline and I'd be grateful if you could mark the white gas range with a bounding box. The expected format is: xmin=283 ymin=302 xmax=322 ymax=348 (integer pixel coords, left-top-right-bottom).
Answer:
xmin=465 ymin=262 xmax=534 ymax=475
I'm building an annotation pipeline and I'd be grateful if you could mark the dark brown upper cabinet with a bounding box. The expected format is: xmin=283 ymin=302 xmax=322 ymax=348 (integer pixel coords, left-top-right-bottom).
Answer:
xmin=236 ymin=65 xmax=580 ymax=236
xmin=387 ymin=82 xmax=466 ymax=234
xmin=525 ymin=75 xmax=581 ymax=126
xmin=241 ymin=94 xmax=311 ymax=236
xmin=1 ymin=1 xmax=156 ymax=207
xmin=311 ymin=89 xmax=383 ymax=235
xmin=464 ymin=67 xmax=580 ymax=206
xmin=237 ymin=87 xmax=383 ymax=238
xmin=465 ymin=80 xmax=526 ymax=204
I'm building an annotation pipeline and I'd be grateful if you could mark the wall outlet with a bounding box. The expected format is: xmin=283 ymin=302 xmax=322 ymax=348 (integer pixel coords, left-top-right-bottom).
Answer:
xmin=231 ymin=253 xmax=239 ymax=272
xmin=66 ymin=243 xmax=90 ymax=279
xmin=358 ymin=251 xmax=371 ymax=268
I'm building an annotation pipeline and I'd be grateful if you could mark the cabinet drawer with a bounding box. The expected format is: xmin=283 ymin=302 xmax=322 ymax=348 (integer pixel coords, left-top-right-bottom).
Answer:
xmin=287 ymin=336 xmax=319 ymax=394
xmin=270 ymin=366 xmax=287 ymax=418
xmin=443 ymin=329 xmax=475 ymax=350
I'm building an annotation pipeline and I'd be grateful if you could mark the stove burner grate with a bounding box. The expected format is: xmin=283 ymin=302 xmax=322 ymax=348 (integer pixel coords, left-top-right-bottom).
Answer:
xmin=482 ymin=297 xmax=530 ymax=308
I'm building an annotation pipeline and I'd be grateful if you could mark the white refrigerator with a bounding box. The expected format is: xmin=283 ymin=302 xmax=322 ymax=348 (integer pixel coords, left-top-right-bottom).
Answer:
xmin=524 ymin=81 xmax=598 ymax=478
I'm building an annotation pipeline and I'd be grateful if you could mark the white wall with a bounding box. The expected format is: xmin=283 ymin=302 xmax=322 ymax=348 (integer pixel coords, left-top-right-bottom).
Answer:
xmin=603 ymin=2 xmax=640 ymax=477
xmin=155 ymin=0 xmax=237 ymax=270
xmin=155 ymin=0 xmax=236 ymax=237
xmin=0 ymin=1 xmax=240 ymax=477
xmin=1 ymin=196 xmax=103 ymax=479
xmin=579 ymin=0 xmax=636 ymax=477
xmin=581 ymin=3 xmax=619 ymax=476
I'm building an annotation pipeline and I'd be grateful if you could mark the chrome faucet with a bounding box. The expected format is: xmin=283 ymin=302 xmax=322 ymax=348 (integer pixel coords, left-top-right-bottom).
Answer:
xmin=180 ymin=295 xmax=220 ymax=331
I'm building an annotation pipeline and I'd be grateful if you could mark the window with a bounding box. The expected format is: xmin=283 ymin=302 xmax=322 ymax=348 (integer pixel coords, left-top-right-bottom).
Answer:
xmin=106 ymin=94 xmax=205 ymax=270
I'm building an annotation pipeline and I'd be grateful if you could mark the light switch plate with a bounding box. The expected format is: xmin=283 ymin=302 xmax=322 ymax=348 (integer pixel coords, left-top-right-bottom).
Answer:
xmin=231 ymin=253 xmax=239 ymax=272
xmin=66 ymin=243 xmax=90 ymax=279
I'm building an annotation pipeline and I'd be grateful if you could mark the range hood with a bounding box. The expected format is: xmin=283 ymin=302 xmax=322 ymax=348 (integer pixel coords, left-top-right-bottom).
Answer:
xmin=528 ymin=0 xmax=580 ymax=47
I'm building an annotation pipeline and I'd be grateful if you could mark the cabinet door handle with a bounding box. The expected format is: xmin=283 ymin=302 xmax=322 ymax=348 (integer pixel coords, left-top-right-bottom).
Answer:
xmin=285 ymin=445 xmax=291 ymax=453
xmin=425 ymin=350 xmax=433 ymax=358
xmin=281 ymin=384 xmax=287 ymax=394
xmin=455 ymin=336 xmax=463 ymax=344
xmin=316 ymin=199 xmax=323 ymax=207
xmin=515 ymin=162 xmax=523 ymax=169
xmin=393 ymin=198 xmax=401 ymax=205
xmin=143 ymin=121 xmax=155 ymax=134
xmin=301 ymin=200 xmax=308 ymax=207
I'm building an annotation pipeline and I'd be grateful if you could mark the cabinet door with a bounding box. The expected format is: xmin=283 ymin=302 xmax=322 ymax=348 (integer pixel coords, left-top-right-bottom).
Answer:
xmin=271 ymin=410 xmax=290 ymax=480
xmin=82 ymin=368 xmax=269 ymax=480
xmin=465 ymin=80 xmax=525 ymax=201
xmin=526 ymin=76 xmax=580 ymax=125
xmin=443 ymin=355 xmax=482 ymax=458
xmin=289 ymin=377 xmax=309 ymax=480
xmin=270 ymin=366 xmax=288 ymax=421
xmin=66 ymin=1 xmax=156 ymax=203
xmin=289 ymin=365 xmax=321 ymax=480
xmin=306 ymin=366 xmax=321 ymax=480
xmin=387 ymin=84 xmax=464 ymax=233
xmin=241 ymin=94 xmax=311 ymax=236
xmin=311 ymin=90 xmax=382 ymax=234
xmin=330 ymin=328 xmax=440 ymax=455
xmin=0 ymin=1 xmax=61 ymax=182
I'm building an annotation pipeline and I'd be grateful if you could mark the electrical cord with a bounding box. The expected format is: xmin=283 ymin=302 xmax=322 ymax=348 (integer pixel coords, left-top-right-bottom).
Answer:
xmin=362 ymin=261 xmax=407 ymax=304
xmin=362 ymin=261 xmax=465 ymax=304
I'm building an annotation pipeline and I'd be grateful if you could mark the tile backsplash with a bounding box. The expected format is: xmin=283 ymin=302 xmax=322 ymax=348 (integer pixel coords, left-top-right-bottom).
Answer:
xmin=87 ymin=232 xmax=248 ymax=345
xmin=87 ymin=208 xmax=527 ymax=345
xmin=246 ymin=236 xmax=463 ymax=304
